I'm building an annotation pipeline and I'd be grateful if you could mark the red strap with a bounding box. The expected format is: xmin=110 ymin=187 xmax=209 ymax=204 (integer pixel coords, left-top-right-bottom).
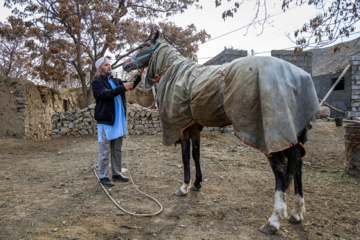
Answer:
xmin=221 ymin=64 xmax=228 ymax=81
xmin=180 ymin=120 xmax=197 ymax=140
xmin=152 ymin=74 xmax=161 ymax=83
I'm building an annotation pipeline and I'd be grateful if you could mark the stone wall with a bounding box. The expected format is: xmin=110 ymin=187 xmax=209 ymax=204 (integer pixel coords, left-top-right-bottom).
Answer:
xmin=349 ymin=56 xmax=360 ymax=117
xmin=51 ymin=103 xmax=232 ymax=138
xmin=51 ymin=104 xmax=164 ymax=138
xmin=271 ymin=50 xmax=313 ymax=75
xmin=51 ymin=104 xmax=97 ymax=137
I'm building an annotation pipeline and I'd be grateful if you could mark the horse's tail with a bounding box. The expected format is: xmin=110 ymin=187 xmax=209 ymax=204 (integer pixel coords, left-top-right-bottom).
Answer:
xmin=285 ymin=124 xmax=311 ymax=189
xmin=285 ymin=143 xmax=301 ymax=189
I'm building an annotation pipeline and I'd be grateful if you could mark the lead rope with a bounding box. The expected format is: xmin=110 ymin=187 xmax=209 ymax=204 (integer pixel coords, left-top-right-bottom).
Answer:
xmin=92 ymin=166 xmax=163 ymax=216
xmin=92 ymin=73 xmax=163 ymax=216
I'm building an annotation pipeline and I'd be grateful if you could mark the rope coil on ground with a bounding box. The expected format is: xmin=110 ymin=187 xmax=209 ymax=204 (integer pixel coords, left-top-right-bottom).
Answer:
xmin=92 ymin=162 xmax=163 ymax=216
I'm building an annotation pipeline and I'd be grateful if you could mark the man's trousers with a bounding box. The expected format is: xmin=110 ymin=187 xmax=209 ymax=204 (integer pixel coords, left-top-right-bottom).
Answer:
xmin=98 ymin=130 xmax=124 ymax=179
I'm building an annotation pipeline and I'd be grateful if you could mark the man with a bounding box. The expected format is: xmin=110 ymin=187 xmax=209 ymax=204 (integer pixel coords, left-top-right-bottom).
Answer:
xmin=92 ymin=57 xmax=143 ymax=187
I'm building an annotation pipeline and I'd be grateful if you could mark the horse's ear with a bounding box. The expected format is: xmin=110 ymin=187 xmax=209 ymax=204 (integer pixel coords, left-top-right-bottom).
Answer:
xmin=152 ymin=30 xmax=159 ymax=43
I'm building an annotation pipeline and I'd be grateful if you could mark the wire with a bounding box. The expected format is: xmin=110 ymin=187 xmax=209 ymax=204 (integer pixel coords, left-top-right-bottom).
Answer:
xmin=201 ymin=5 xmax=299 ymax=44
xmin=198 ymin=29 xmax=360 ymax=59
xmin=196 ymin=4 xmax=360 ymax=59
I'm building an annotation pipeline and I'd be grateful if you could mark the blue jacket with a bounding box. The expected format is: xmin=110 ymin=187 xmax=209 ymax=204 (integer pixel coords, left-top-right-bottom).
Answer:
xmin=92 ymin=74 xmax=141 ymax=125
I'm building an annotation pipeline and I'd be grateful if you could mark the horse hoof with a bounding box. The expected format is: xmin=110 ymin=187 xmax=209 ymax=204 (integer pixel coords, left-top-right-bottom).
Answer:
xmin=175 ymin=188 xmax=187 ymax=196
xmin=189 ymin=185 xmax=200 ymax=191
xmin=288 ymin=214 xmax=303 ymax=223
xmin=259 ymin=223 xmax=278 ymax=235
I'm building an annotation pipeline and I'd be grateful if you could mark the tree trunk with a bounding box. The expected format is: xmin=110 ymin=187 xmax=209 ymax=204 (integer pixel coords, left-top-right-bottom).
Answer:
xmin=80 ymin=76 xmax=88 ymax=108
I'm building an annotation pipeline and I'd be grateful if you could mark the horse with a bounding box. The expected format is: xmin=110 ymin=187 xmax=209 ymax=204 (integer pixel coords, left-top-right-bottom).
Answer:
xmin=123 ymin=30 xmax=320 ymax=234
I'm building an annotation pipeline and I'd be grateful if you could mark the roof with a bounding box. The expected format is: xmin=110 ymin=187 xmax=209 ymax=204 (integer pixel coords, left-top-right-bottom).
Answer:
xmin=309 ymin=37 xmax=360 ymax=76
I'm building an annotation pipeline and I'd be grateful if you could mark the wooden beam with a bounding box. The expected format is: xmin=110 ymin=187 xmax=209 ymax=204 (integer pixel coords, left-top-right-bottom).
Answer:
xmin=319 ymin=64 xmax=351 ymax=107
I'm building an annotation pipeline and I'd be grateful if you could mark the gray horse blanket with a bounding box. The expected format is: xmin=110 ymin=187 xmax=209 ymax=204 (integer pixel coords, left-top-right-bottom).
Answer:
xmin=145 ymin=43 xmax=320 ymax=154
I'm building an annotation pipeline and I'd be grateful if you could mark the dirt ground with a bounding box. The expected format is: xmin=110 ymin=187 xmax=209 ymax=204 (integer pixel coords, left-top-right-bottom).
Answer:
xmin=0 ymin=120 xmax=359 ymax=240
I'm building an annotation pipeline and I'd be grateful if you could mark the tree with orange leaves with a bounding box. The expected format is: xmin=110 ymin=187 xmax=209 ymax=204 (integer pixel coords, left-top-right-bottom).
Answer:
xmin=2 ymin=0 xmax=210 ymax=105
xmin=0 ymin=16 xmax=30 ymax=79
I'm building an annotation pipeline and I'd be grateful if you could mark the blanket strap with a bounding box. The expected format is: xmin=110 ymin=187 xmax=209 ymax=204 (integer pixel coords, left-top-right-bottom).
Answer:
xmin=180 ymin=120 xmax=197 ymax=140
xmin=266 ymin=142 xmax=306 ymax=158
xmin=180 ymin=121 xmax=232 ymax=140
xmin=300 ymin=142 xmax=306 ymax=157
xmin=221 ymin=64 xmax=229 ymax=81
xmin=152 ymin=60 xmax=175 ymax=83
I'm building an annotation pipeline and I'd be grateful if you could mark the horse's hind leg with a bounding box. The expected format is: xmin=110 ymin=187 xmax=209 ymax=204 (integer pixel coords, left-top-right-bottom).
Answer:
xmin=189 ymin=125 xmax=202 ymax=191
xmin=175 ymin=129 xmax=191 ymax=196
xmin=260 ymin=152 xmax=288 ymax=234
xmin=289 ymin=146 xmax=305 ymax=223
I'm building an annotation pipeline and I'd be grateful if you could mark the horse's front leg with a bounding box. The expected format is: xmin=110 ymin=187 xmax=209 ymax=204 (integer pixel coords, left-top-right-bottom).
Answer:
xmin=289 ymin=152 xmax=305 ymax=223
xmin=175 ymin=131 xmax=191 ymax=196
xmin=189 ymin=126 xmax=202 ymax=191
xmin=260 ymin=152 xmax=288 ymax=234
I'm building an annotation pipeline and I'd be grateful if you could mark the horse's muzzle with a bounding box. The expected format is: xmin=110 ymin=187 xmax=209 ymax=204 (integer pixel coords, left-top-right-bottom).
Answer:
xmin=122 ymin=60 xmax=136 ymax=72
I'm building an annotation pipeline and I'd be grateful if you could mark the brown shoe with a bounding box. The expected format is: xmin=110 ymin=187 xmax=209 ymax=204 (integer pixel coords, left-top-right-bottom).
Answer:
xmin=112 ymin=174 xmax=129 ymax=182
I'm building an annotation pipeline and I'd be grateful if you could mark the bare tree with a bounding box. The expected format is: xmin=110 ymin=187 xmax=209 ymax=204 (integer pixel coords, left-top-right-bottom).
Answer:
xmin=215 ymin=0 xmax=359 ymax=49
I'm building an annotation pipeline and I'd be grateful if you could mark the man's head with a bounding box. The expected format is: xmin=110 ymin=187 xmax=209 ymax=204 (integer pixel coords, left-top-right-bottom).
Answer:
xmin=95 ymin=57 xmax=112 ymax=77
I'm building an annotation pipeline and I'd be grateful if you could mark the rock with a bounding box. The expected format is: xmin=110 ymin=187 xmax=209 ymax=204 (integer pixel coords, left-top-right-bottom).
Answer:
xmin=303 ymin=161 xmax=311 ymax=167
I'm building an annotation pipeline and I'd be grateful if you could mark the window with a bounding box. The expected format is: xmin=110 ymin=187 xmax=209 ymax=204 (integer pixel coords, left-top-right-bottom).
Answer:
xmin=332 ymin=78 xmax=344 ymax=90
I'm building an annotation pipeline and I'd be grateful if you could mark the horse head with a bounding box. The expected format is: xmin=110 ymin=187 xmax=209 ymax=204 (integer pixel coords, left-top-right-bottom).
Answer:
xmin=123 ymin=30 xmax=161 ymax=72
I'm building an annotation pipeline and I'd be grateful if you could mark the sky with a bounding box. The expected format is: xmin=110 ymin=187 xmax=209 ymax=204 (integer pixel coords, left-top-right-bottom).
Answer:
xmin=1 ymin=0 xmax=359 ymax=64
xmin=166 ymin=0 xmax=360 ymax=63
xmin=0 ymin=0 xmax=10 ymax=20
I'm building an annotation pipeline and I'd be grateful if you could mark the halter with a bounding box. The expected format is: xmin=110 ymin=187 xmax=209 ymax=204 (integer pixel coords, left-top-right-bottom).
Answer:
xmin=132 ymin=41 xmax=161 ymax=71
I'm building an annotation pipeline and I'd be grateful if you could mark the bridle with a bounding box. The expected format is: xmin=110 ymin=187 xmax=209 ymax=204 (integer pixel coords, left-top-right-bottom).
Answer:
xmin=132 ymin=41 xmax=161 ymax=71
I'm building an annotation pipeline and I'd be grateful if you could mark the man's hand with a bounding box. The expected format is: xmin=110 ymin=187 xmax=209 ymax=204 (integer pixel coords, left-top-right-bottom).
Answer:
xmin=124 ymin=82 xmax=134 ymax=90
xmin=137 ymin=68 xmax=144 ymax=76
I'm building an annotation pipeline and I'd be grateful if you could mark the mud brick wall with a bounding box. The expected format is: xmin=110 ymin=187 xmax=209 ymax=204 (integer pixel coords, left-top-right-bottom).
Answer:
xmin=349 ymin=56 xmax=360 ymax=117
xmin=0 ymin=78 xmax=28 ymax=138
xmin=271 ymin=50 xmax=313 ymax=75
xmin=0 ymin=77 xmax=81 ymax=139
xmin=0 ymin=78 xmax=79 ymax=139
xmin=51 ymin=104 xmax=233 ymax=138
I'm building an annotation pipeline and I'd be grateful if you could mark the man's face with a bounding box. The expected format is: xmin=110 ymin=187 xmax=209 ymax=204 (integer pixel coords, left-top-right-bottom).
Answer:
xmin=100 ymin=60 xmax=112 ymax=76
